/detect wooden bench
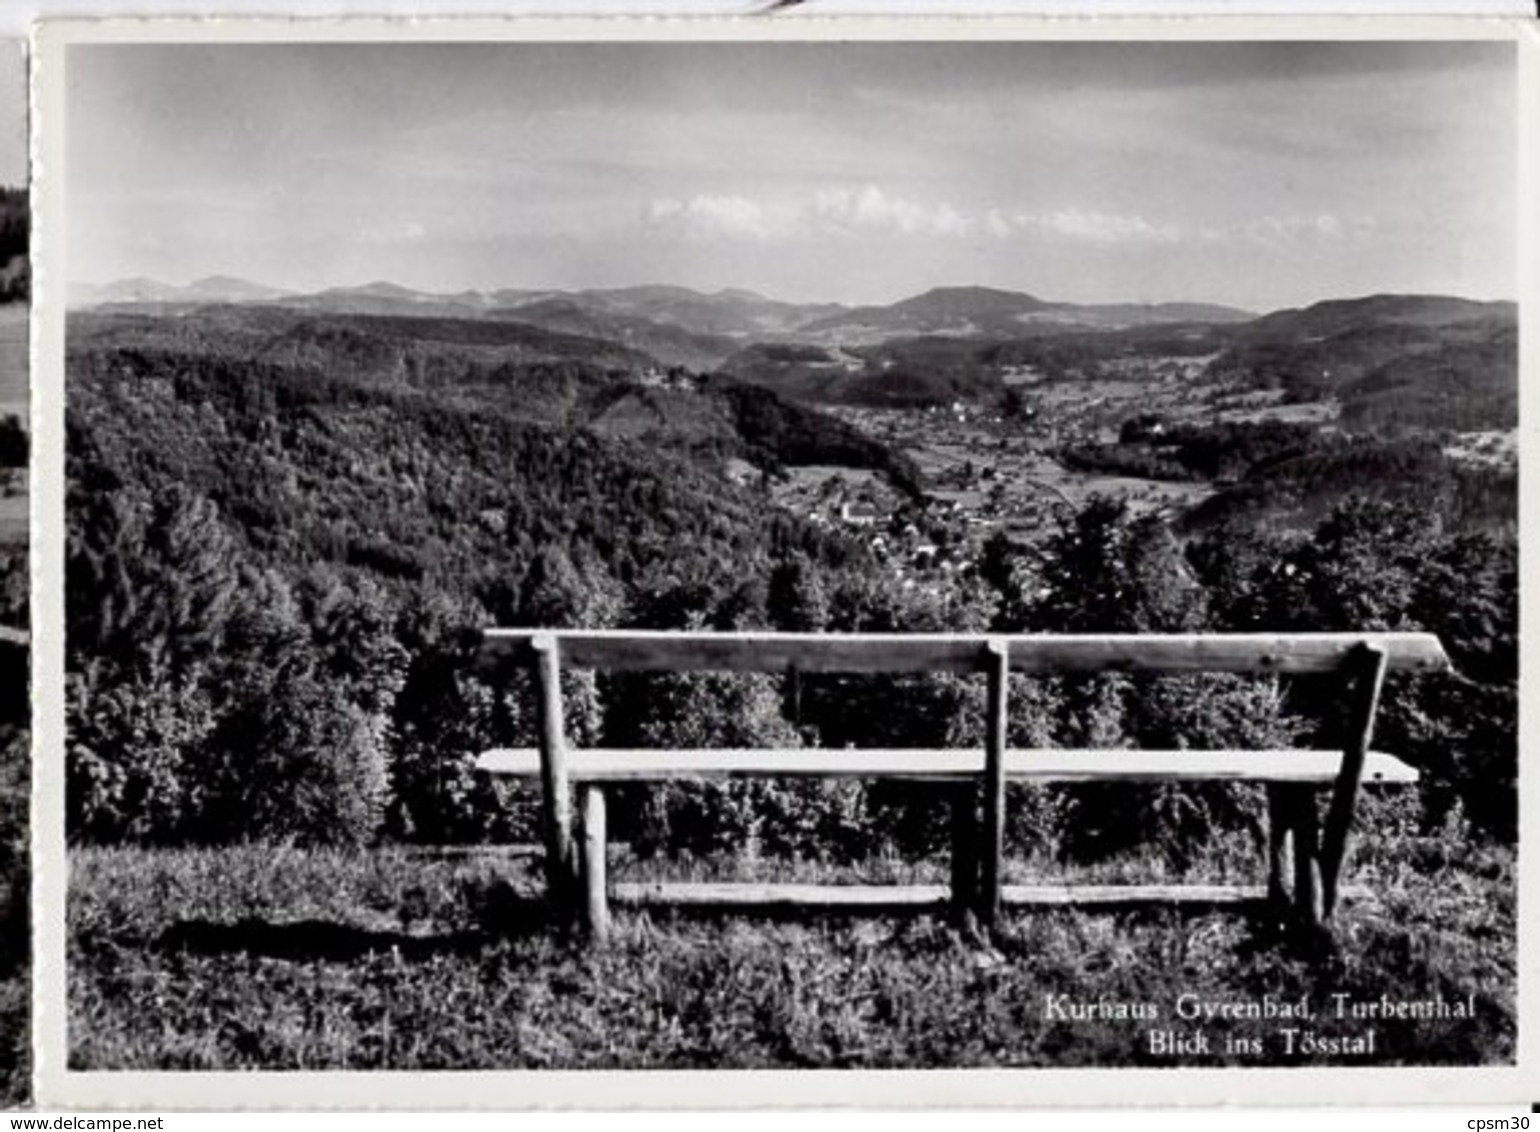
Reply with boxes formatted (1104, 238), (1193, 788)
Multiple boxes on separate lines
(476, 630), (1448, 944)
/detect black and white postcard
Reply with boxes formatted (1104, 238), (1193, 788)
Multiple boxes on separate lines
(29, 17), (1538, 1107)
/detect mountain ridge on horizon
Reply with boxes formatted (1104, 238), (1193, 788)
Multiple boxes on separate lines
(67, 275), (1517, 373)
(70, 275), (1263, 315)
(67, 278), (1517, 464)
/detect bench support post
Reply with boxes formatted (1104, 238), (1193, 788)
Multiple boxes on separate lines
(978, 639), (1010, 930)
(1288, 785), (1322, 929)
(1265, 786), (1290, 908)
(531, 633), (578, 915)
(1266, 783), (1321, 929)
(580, 784), (610, 944)
(949, 784), (978, 927)
(1319, 644), (1388, 919)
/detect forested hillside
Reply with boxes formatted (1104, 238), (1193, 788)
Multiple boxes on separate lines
(66, 322), (889, 845)
(1061, 424), (1516, 536)
(1339, 324), (1518, 433)
(1209, 298), (1515, 407)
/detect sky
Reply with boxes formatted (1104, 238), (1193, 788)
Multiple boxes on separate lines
(66, 39), (1517, 311)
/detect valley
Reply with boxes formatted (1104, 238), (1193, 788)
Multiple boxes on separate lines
(741, 295), (1514, 588)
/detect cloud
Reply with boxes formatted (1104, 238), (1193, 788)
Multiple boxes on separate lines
(993, 207), (1375, 248)
(357, 218), (428, 244)
(987, 208), (1183, 245)
(643, 194), (778, 241)
(813, 185), (972, 238)
(642, 186), (1375, 254)
(1239, 212), (1375, 245)
(644, 184), (973, 242)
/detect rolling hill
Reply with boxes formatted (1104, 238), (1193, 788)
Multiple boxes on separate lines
(70, 279), (847, 362)
(70, 277), (1252, 350)
(1209, 294), (1517, 406)
(1231, 293), (1514, 343)
(799, 286), (1251, 344)
(68, 306), (920, 494)
(486, 298), (740, 370)
(1339, 324), (1518, 433)
(71, 275), (293, 307)
(69, 280), (1515, 427)
(68, 305), (659, 384)
(556, 285), (845, 339)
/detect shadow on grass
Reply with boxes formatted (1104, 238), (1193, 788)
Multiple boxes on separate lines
(613, 892), (1351, 978)
(155, 918), (493, 962)
(1239, 919), (1339, 962)
(152, 891), (569, 963)
(141, 880), (1346, 967)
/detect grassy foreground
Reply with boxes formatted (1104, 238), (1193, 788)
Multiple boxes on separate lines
(69, 826), (1514, 1070)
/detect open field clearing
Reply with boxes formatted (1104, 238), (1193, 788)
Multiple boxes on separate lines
(1445, 431), (1518, 470)
(1209, 398), (1339, 427)
(824, 386), (1323, 529)
(70, 817), (1514, 1070)
(769, 465), (891, 514)
(894, 432), (1213, 521)
(1018, 457), (1213, 515)
(1026, 377), (1339, 435)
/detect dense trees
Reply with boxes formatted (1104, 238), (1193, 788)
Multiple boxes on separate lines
(0, 187), (25, 304)
(1338, 325), (1517, 434)
(63, 310), (1518, 865)
(711, 378), (923, 496)
(1187, 498), (1517, 841)
(1063, 421), (1516, 541)
(65, 333), (866, 846)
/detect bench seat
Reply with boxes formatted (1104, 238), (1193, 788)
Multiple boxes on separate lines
(476, 747), (1418, 785)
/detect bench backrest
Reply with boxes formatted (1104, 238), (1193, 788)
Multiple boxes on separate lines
(481, 629), (1451, 676)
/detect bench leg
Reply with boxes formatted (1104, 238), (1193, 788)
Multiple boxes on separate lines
(580, 784), (609, 945)
(1288, 785), (1323, 930)
(1265, 785), (1290, 910)
(1266, 784), (1321, 930)
(531, 635), (578, 915)
(978, 639), (1010, 931)
(1320, 644), (1389, 920)
(950, 783), (979, 928)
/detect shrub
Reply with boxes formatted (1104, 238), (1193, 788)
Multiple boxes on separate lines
(201, 669), (390, 847)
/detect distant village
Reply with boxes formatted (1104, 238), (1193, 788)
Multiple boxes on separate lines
(759, 363), (1272, 593)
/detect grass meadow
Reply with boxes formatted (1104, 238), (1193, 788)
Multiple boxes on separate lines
(69, 809), (1514, 1071)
